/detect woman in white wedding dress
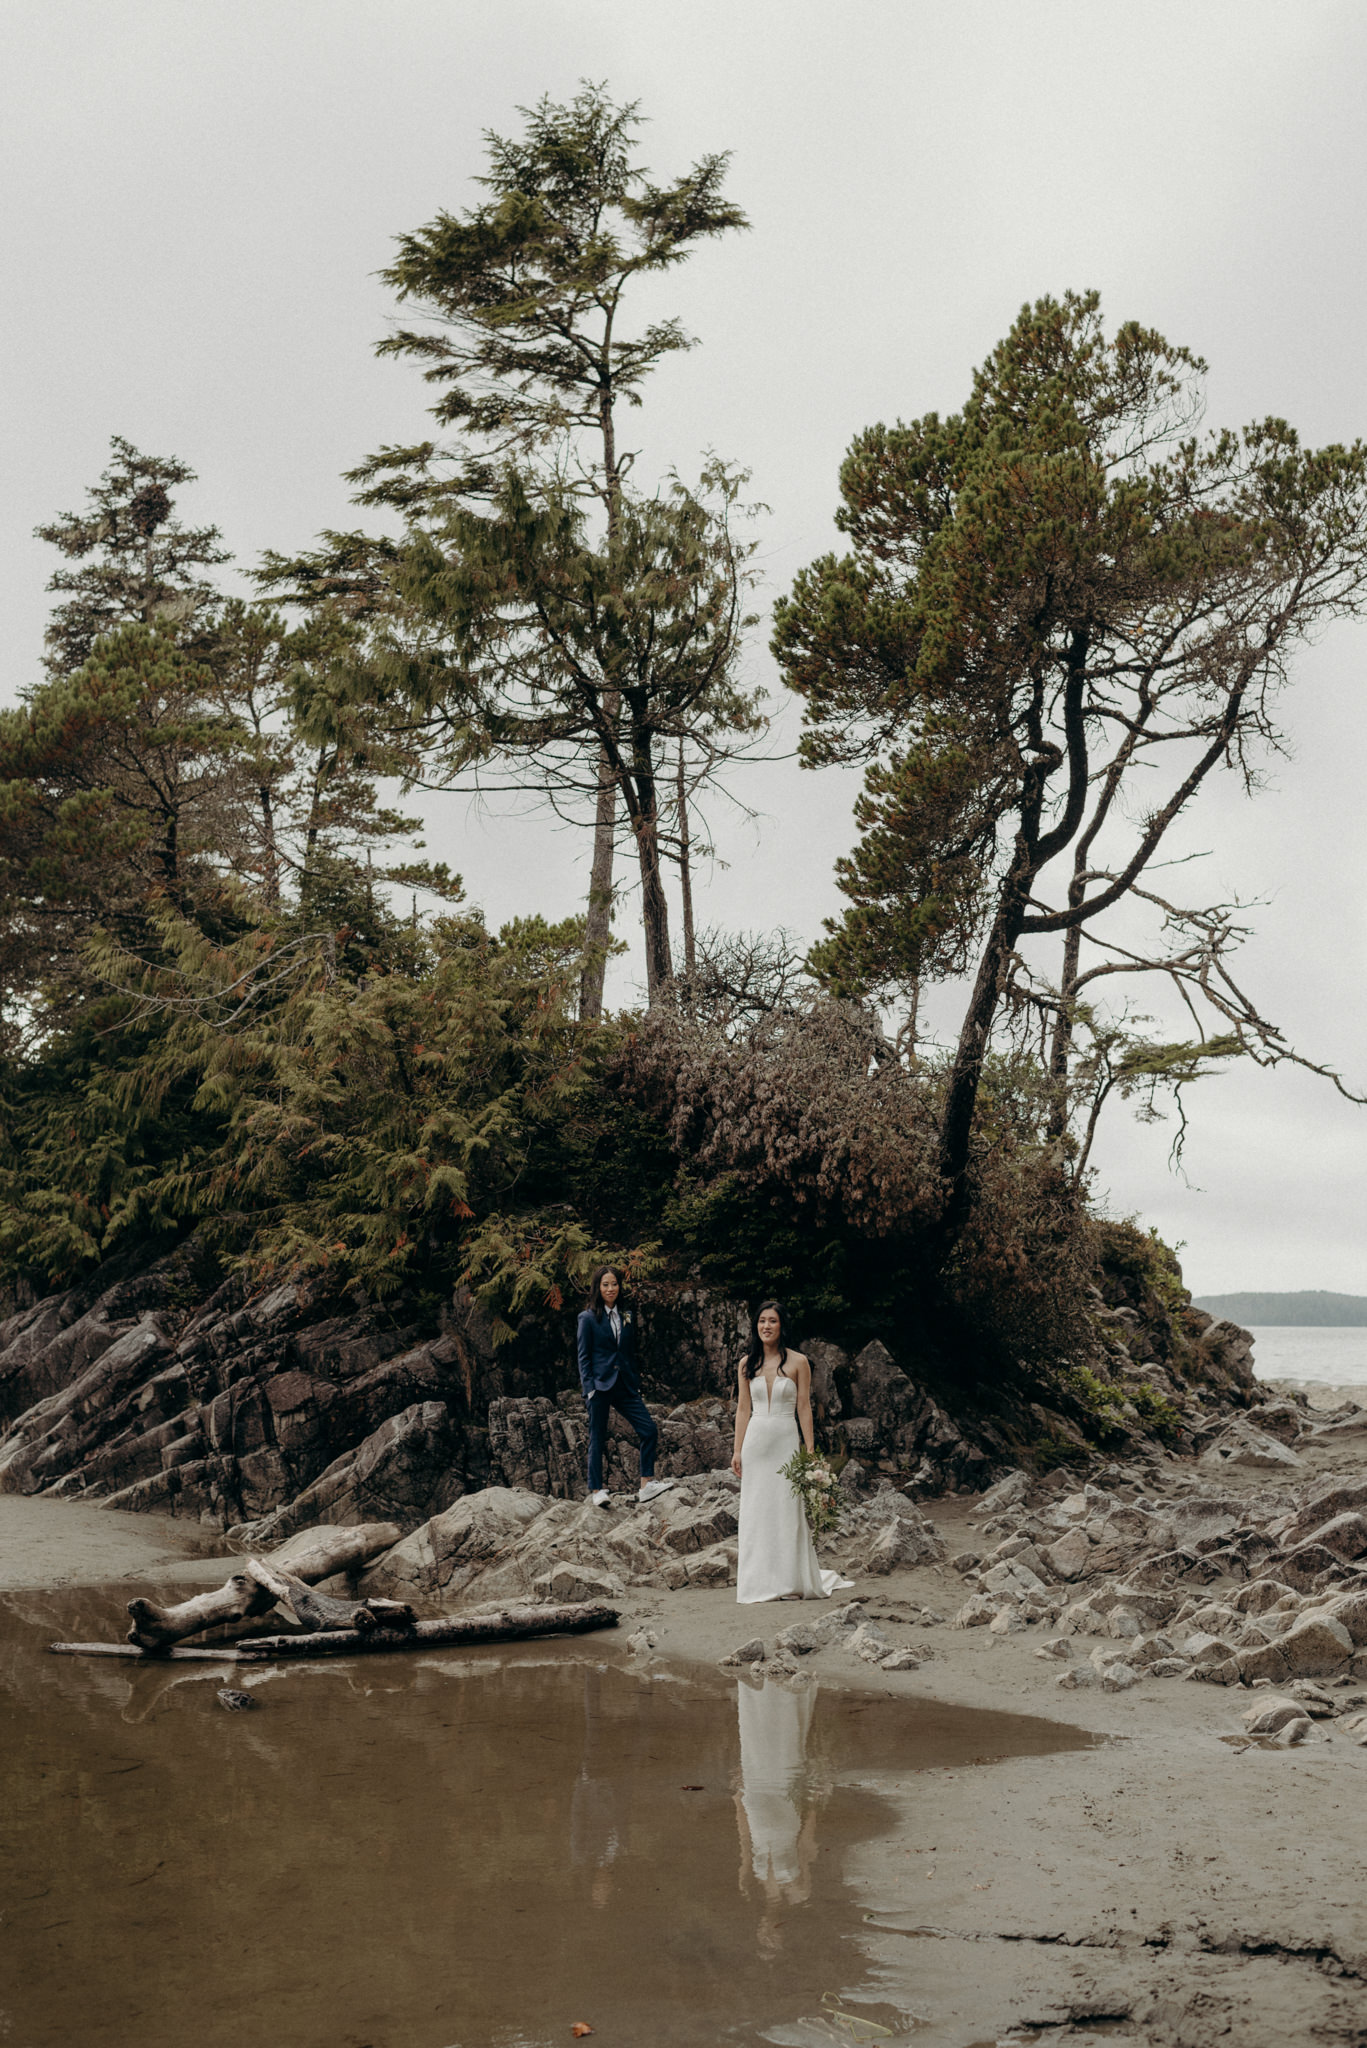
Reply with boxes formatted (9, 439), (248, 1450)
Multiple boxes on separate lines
(732, 1300), (854, 1604)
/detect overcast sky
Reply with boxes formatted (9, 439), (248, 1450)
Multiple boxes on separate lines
(3, 0), (1365, 1296)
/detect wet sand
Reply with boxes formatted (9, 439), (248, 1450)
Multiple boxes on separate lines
(4, 1490), (1367, 2044)
(0, 1492), (236, 1591)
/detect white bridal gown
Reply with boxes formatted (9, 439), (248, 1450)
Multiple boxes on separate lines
(736, 1371), (854, 1604)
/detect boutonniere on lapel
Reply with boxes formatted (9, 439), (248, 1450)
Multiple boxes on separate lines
(622, 1311), (633, 1327)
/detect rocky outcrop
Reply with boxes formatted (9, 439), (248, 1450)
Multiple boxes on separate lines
(0, 1223), (1260, 1540)
(0, 1234), (1020, 1535)
(940, 1402), (1367, 1695)
(0, 1251), (490, 1531)
(356, 1469), (945, 1609)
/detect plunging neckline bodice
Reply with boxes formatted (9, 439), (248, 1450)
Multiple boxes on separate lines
(758, 1365), (791, 1412)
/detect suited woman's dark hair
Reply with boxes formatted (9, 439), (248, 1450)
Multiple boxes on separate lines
(743, 1298), (789, 1378)
(585, 1265), (625, 1320)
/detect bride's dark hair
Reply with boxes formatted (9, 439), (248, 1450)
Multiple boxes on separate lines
(743, 1299), (789, 1379)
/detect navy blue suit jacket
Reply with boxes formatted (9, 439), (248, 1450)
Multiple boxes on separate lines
(576, 1307), (639, 1400)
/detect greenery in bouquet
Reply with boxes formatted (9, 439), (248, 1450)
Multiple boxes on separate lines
(780, 1445), (844, 1539)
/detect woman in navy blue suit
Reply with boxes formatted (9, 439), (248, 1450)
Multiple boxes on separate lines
(577, 1266), (674, 1509)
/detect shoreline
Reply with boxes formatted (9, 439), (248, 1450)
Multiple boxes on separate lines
(7, 1477), (1367, 2043)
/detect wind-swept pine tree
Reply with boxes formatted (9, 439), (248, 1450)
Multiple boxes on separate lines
(267, 84), (752, 1015)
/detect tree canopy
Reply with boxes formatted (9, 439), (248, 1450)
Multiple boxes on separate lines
(266, 83), (756, 1016)
(774, 290), (1367, 1233)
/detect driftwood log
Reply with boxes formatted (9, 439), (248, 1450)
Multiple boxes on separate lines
(125, 1571), (275, 1650)
(53, 1601), (620, 1662)
(241, 1557), (416, 1635)
(125, 1522), (403, 1650)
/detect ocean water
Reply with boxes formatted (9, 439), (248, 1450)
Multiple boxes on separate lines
(1250, 1324), (1367, 1390)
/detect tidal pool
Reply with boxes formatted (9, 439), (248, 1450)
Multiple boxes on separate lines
(1, 1584), (1094, 2047)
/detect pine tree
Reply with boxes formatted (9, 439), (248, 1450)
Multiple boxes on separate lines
(775, 292), (1367, 1240)
(270, 84), (751, 1015)
(35, 438), (229, 681)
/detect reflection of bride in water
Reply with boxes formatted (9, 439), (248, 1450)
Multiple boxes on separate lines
(734, 1676), (822, 1957)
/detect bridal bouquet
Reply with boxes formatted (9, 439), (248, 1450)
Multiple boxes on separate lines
(780, 1445), (843, 1538)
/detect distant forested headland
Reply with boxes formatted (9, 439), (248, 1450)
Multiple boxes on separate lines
(1194, 1292), (1367, 1327)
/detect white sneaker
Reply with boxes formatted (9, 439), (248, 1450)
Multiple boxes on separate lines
(591, 1488), (612, 1510)
(638, 1479), (675, 1504)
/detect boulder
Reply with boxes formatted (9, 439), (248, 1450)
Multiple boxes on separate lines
(1004, 1540), (1053, 1581)
(1241, 1696), (1305, 1735)
(361, 1485), (549, 1601)
(727, 1636), (765, 1665)
(848, 1621), (891, 1663)
(532, 1562), (624, 1604)
(1044, 1527), (1093, 1581)
(878, 1648), (921, 1672)
(1108, 1583), (1179, 1626)
(1277, 1613), (1354, 1676)
(774, 1620), (825, 1657)
(1128, 1632), (1176, 1667)
(1229, 1578), (1300, 1617)
(976, 1469), (1031, 1513)
(1105, 1607), (1142, 1640)
(857, 1503), (944, 1575)
(683, 1542), (736, 1588)
(1100, 1660), (1142, 1692)
(1324, 1588), (1367, 1645)
(952, 1595), (999, 1629)
(1293, 1511), (1367, 1562)
(1278, 1477), (1367, 1549)
(1272, 1543), (1360, 1594)
(1238, 1613), (1353, 1683)
(1241, 1402), (1305, 1445)
(1184, 1630), (1239, 1668)
(1127, 1547), (1222, 1588)
(1203, 1422), (1302, 1472)
(980, 1559), (1049, 1604)
(660, 1491), (740, 1555)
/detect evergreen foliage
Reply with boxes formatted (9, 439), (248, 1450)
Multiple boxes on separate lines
(774, 291), (1367, 1229)
(34, 439), (228, 680)
(261, 85), (758, 1010)
(10, 148), (1356, 1403)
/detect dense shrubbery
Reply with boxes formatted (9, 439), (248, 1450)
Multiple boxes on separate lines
(618, 999), (1096, 1366)
(0, 890), (1103, 1378)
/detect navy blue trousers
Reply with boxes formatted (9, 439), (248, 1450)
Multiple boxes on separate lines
(586, 1379), (659, 1491)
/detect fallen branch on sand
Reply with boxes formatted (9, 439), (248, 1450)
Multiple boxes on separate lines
(123, 1522), (403, 1649)
(51, 1602), (621, 1662)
